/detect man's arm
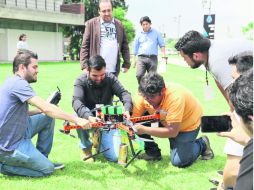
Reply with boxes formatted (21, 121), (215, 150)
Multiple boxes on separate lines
(27, 96), (90, 128)
(111, 75), (132, 112)
(72, 76), (93, 119)
(120, 27), (131, 70)
(214, 79), (234, 111)
(135, 122), (181, 138)
(80, 21), (91, 71)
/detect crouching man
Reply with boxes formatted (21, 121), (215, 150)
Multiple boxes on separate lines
(0, 50), (91, 177)
(132, 73), (214, 167)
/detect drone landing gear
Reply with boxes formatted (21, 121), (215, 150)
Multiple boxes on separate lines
(124, 136), (142, 168)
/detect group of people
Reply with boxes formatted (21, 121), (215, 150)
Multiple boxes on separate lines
(0, 1), (252, 190)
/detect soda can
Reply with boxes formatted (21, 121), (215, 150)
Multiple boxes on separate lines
(118, 143), (128, 165)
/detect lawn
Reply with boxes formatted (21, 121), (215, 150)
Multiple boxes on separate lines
(0, 59), (229, 190)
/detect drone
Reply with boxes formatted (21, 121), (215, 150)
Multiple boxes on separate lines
(60, 104), (160, 168)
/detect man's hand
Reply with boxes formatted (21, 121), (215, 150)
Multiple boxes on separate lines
(123, 111), (130, 120)
(88, 116), (100, 123)
(83, 68), (88, 74)
(217, 112), (251, 146)
(121, 68), (129, 73)
(75, 117), (91, 130)
(132, 55), (136, 68)
(133, 124), (146, 135)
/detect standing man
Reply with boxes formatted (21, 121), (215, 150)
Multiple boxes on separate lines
(0, 50), (90, 177)
(73, 55), (132, 162)
(219, 69), (253, 190)
(132, 16), (166, 83)
(215, 51), (252, 190)
(132, 73), (214, 168)
(80, 0), (130, 76)
(175, 30), (252, 187)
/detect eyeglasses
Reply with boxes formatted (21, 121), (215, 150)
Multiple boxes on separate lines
(142, 93), (161, 100)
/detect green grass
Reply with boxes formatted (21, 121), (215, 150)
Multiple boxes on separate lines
(0, 60), (229, 190)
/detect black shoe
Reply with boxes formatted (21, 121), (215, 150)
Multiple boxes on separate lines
(217, 170), (223, 176)
(137, 153), (161, 161)
(209, 178), (219, 186)
(210, 188), (217, 190)
(201, 136), (214, 160)
(53, 163), (65, 170)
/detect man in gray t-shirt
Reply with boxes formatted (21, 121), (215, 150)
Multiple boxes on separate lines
(175, 30), (252, 189)
(0, 50), (91, 177)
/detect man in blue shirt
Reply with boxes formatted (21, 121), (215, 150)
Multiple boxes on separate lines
(132, 16), (166, 83)
(0, 50), (90, 177)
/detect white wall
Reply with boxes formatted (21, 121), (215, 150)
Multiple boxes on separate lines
(0, 29), (8, 60)
(4, 29), (63, 62)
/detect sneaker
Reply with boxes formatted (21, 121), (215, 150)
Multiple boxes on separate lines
(53, 163), (65, 170)
(137, 153), (162, 161)
(201, 135), (214, 160)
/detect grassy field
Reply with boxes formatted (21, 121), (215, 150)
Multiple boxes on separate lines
(0, 60), (230, 190)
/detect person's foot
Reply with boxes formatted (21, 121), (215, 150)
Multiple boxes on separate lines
(209, 178), (219, 186)
(80, 149), (94, 162)
(137, 153), (162, 161)
(217, 170), (223, 176)
(53, 163), (65, 170)
(200, 135), (214, 160)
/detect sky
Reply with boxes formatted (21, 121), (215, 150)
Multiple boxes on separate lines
(125, 0), (253, 39)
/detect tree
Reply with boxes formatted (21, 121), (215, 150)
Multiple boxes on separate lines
(242, 22), (253, 41)
(113, 7), (135, 43)
(62, 0), (134, 60)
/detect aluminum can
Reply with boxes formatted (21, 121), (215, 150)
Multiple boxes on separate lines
(118, 143), (128, 165)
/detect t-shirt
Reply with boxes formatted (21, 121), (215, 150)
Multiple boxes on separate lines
(17, 41), (29, 50)
(235, 138), (253, 190)
(100, 19), (118, 73)
(208, 39), (253, 90)
(132, 83), (203, 132)
(0, 75), (36, 153)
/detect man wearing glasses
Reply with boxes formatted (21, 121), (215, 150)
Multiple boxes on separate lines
(80, 0), (130, 77)
(132, 73), (214, 167)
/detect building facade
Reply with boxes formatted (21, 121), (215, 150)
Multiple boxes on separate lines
(0, 0), (84, 61)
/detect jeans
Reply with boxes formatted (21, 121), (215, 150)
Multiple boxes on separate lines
(169, 127), (206, 167)
(142, 127), (206, 168)
(76, 128), (121, 162)
(0, 114), (55, 177)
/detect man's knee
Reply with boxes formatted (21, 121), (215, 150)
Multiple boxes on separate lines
(170, 155), (193, 168)
(41, 162), (54, 176)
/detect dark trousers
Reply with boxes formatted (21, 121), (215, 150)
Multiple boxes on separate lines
(140, 124), (206, 168)
(136, 55), (158, 83)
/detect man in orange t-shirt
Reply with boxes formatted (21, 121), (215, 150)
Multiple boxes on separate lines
(132, 73), (214, 167)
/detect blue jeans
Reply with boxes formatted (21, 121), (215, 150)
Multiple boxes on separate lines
(0, 114), (55, 177)
(76, 128), (121, 162)
(169, 127), (206, 167)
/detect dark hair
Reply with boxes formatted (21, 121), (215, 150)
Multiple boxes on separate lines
(88, 55), (106, 71)
(139, 72), (165, 96)
(99, 0), (113, 9)
(19, 34), (26, 41)
(229, 68), (253, 125)
(175, 30), (211, 57)
(140, 16), (151, 25)
(13, 50), (38, 73)
(228, 51), (253, 74)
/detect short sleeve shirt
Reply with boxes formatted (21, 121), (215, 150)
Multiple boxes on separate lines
(132, 83), (203, 132)
(0, 75), (36, 153)
(208, 39), (253, 90)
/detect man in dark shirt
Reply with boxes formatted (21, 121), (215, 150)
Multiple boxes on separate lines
(72, 55), (132, 162)
(219, 69), (253, 190)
